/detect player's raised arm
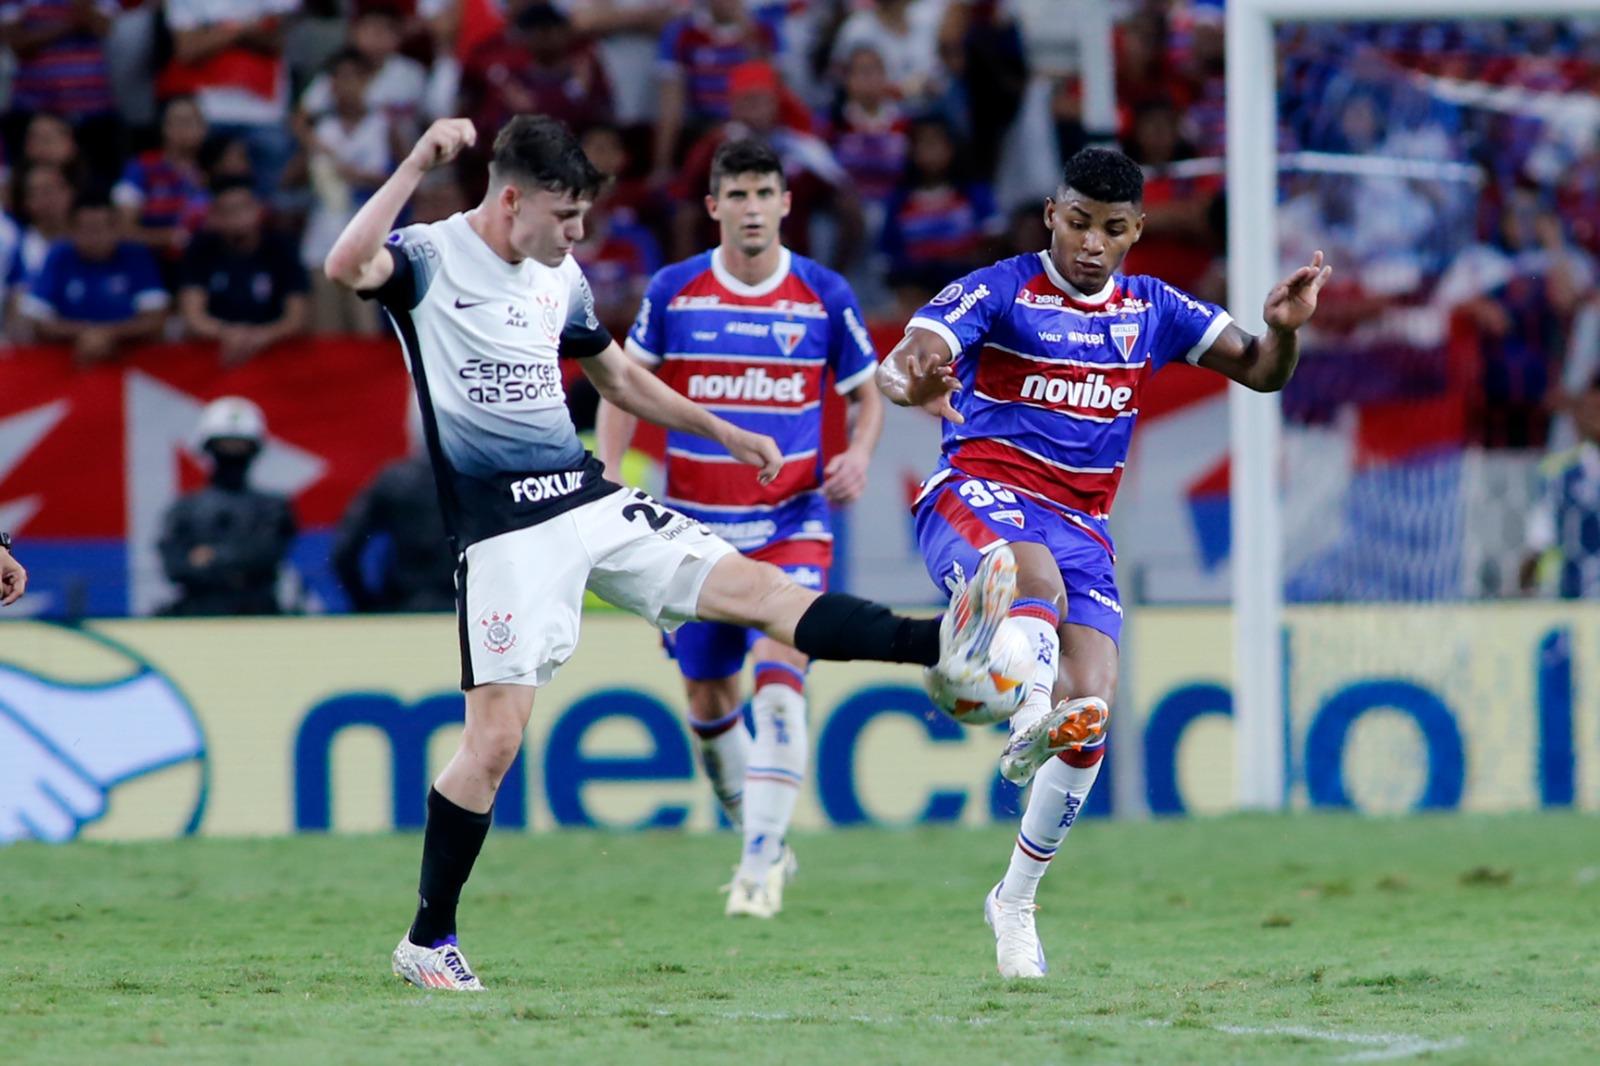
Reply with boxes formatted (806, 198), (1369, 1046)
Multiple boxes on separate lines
(324, 118), (477, 292)
(1195, 250), (1333, 393)
(877, 326), (964, 423)
(582, 339), (783, 483)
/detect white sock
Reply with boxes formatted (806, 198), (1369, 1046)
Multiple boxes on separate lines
(998, 750), (1103, 905)
(737, 664), (808, 881)
(1007, 599), (1060, 731)
(690, 706), (748, 826)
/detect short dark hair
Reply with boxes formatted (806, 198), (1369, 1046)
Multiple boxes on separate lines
(1059, 147), (1144, 205)
(491, 115), (604, 199)
(72, 187), (114, 214)
(327, 47), (374, 76)
(709, 137), (785, 195)
(210, 175), (257, 200)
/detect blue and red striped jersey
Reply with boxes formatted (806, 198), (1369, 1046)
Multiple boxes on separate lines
(908, 251), (1233, 554)
(627, 247), (878, 561)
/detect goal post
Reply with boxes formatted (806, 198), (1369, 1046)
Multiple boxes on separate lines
(1225, 0), (1598, 810)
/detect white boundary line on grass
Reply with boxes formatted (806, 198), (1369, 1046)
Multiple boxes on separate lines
(1148, 1020), (1466, 1062)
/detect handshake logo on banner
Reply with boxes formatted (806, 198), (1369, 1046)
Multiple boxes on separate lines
(0, 654), (205, 844)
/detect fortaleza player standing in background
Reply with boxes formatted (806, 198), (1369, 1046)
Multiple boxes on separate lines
(880, 147), (1332, 979)
(596, 138), (883, 920)
(324, 115), (1017, 991)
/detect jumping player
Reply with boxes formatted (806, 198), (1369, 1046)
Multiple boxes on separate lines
(324, 115), (1014, 991)
(878, 147), (1332, 978)
(596, 138), (882, 920)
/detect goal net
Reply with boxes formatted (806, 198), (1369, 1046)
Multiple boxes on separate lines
(1263, 11), (1599, 812)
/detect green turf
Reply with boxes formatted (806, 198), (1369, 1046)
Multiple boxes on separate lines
(5, 814), (1599, 1065)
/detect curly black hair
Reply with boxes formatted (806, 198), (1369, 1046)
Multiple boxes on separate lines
(491, 115), (605, 199)
(1059, 147), (1144, 205)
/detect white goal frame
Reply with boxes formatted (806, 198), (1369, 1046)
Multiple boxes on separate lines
(1225, 0), (1595, 809)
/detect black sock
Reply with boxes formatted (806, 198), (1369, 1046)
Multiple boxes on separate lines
(408, 787), (493, 947)
(793, 593), (941, 666)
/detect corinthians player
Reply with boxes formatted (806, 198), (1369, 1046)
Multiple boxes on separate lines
(325, 115), (1017, 991)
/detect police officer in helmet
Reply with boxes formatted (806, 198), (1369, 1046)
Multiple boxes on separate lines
(156, 397), (297, 615)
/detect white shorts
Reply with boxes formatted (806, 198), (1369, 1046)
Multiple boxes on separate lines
(458, 488), (736, 688)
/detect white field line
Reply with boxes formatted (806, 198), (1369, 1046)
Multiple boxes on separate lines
(1148, 1020), (1467, 1062)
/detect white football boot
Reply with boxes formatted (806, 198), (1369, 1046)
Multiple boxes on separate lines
(984, 883), (1048, 979)
(999, 696), (1110, 786)
(724, 844), (798, 919)
(927, 545), (1019, 697)
(392, 936), (485, 991)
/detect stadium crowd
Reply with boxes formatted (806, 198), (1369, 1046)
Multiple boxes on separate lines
(1, 0), (1597, 610)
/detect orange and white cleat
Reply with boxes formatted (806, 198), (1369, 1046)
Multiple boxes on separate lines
(928, 546), (1019, 698)
(392, 935), (485, 991)
(999, 696), (1109, 785)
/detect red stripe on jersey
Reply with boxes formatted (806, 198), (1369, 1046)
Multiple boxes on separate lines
(932, 486), (1005, 550)
(1016, 275), (1122, 313)
(749, 538), (833, 568)
(659, 358), (825, 409)
(973, 345), (1144, 419)
(667, 453), (820, 507)
(950, 439), (1124, 518)
(670, 269), (826, 316)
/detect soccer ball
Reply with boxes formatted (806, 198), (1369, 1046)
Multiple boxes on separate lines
(924, 617), (1035, 725)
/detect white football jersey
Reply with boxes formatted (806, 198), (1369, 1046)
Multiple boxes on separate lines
(364, 211), (617, 548)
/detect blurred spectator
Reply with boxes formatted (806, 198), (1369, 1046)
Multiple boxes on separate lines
(652, 0), (781, 177)
(460, 2), (612, 153)
(0, 0), (120, 167)
(1460, 190), (1595, 448)
(17, 189), (168, 364)
(1118, 97), (1220, 294)
(20, 112), (81, 174)
(199, 133), (257, 186)
(159, 0), (300, 196)
(113, 95), (211, 265)
(942, 0), (1029, 176)
(158, 396), (296, 616)
(177, 178), (309, 363)
(2, 163), (75, 333)
(830, 0), (948, 107)
(827, 43), (909, 215)
(298, 4), (427, 132)
(563, 0), (681, 130)
(575, 194), (661, 340)
(1050, 76), (1091, 166)
(881, 114), (997, 311)
(1523, 381), (1600, 598)
(410, 165), (470, 224)
(331, 405), (453, 612)
(299, 48), (400, 334)
(672, 60), (859, 265)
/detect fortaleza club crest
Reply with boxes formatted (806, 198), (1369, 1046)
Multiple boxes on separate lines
(772, 320), (807, 356)
(1110, 321), (1140, 360)
(482, 612), (517, 654)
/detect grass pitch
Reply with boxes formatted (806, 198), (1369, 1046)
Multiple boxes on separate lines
(5, 813), (1598, 1065)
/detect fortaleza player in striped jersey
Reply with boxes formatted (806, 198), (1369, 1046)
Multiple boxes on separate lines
(597, 138), (883, 920)
(325, 116), (1018, 992)
(879, 147), (1333, 979)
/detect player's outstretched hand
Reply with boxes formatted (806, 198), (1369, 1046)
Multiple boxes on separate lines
(822, 447), (870, 505)
(905, 351), (964, 424)
(1264, 250), (1333, 332)
(407, 118), (477, 173)
(0, 548), (25, 606)
(725, 427), (783, 485)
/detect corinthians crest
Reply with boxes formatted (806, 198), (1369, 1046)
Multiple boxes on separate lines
(482, 612), (517, 654)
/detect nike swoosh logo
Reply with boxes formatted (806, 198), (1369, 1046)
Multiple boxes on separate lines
(454, 298), (490, 309)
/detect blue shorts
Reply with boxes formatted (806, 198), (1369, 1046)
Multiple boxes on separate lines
(914, 476), (1124, 644)
(665, 561), (829, 681)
